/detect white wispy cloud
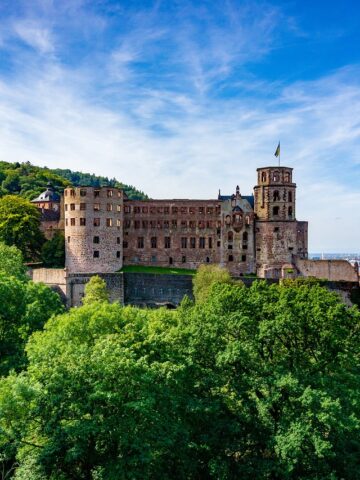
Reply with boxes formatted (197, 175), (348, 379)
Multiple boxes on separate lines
(13, 20), (54, 54)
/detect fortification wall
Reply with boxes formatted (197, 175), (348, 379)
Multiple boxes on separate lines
(123, 272), (193, 307)
(295, 259), (359, 283)
(29, 268), (67, 301)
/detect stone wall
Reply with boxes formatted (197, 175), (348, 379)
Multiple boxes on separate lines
(29, 268), (67, 301)
(66, 272), (124, 307)
(123, 272), (193, 307)
(295, 259), (359, 283)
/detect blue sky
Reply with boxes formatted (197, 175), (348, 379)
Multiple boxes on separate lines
(0, 0), (359, 251)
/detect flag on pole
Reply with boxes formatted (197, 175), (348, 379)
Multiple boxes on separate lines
(274, 142), (280, 157)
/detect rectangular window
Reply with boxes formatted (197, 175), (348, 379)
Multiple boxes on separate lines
(94, 218), (100, 227)
(199, 207), (204, 214)
(70, 203), (75, 211)
(134, 220), (140, 229)
(181, 206), (187, 214)
(181, 237), (187, 248)
(116, 219), (121, 227)
(70, 189), (75, 197)
(70, 218), (75, 226)
(94, 189), (100, 197)
(199, 237), (205, 248)
(190, 237), (196, 248)
(164, 206), (170, 214)
(208, 237), (213, 248)
(117, 191), (121, 198)
(124, 220), (131, 228)
(134, 206), (141, 214)
(207, 207), (214, 214)
(217, 240), (221, 247)
(273, 206), (280, 215)
(65, 204), (68, 211)
(172, 220), (177, 229)
(206, 221), (213, 228)
(123, 241), (128, 248)
(228, 255), (233, 262)
(274, 227), (279, 232)
(242, 244), (248, 250)
(94, 203), (100, 211)
(116, 251), (121, 258)
(164, 237), (171, 248)
(117, 205), (121, 212)
(67, 236), (70, 243)
(150, 220), (156, 229)
(80, 218), (86, 226)
(242, 255), (247, 262)
(150, 207), (156, 214)
(117, 237), (120, 244)
(189, 207), (195, 214)
(189, 221), (196, 229)
(107, 189), (113, 197)
(80, 189), (87, 197)
(124, 205), (130, 213)
(164, 220), (169, 229)
(151, 237), (157, 248)
(107, 203), (113, 211)
(106, 218), (113, 227)
(142, 206), (148, 213)
(142, 220), (148, 229)
(182, 255), (186, 263)
(157, 207), (163, 214)
(151, 255), (157, 263)
(93, 236), (100, 244)
(198, 221), (205, 229)
(181, 220), (187, 229)
(80, 203), (86, 210)
(65, 218), (68, 226)
(93, 250), (100, 258)
(172, 206), (178, 214)
(137, 237), (144, 248)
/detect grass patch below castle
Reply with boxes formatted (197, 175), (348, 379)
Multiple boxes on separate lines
(120, 265), (196, 275)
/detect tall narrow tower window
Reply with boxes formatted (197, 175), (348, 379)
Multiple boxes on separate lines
(288, 206), (293, 218)
(273, 190), (280, 201)
(288, 191), (293, 202)
(273, 206), (280, 216)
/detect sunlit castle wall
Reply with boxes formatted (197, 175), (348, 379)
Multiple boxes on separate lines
(64, 186), (124, 273)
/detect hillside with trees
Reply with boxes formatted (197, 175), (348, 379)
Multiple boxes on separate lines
(0, 161), (148, 201)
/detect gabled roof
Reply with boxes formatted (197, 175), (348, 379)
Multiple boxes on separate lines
(218, 194), (254, 208)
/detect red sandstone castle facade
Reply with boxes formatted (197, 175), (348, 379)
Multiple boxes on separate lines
(33, 166), (312, 279)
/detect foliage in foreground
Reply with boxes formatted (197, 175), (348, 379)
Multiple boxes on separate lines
(1, 279), (360, 479)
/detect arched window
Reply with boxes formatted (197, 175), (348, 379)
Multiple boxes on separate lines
(273, 172), (279, 182)
(261, 172), (266, 182)
(273, 190), (280, 201)
(228, 231), (233, 242)
(284, 172), (290, 182)
(225, 215), (231, 225)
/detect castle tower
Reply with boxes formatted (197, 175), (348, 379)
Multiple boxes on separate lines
(254, 166), (307, 278)
(254, 167), (295, 221)
(64, 186), (124, 273)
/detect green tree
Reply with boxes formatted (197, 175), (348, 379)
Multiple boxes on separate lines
(193, 264), (232, 303)
(82, 275), (110, 305)
(0, 195), (44, 260)
(0, 242), (27, 280)
(1, 281), (360, 479)
(41, 232), (65, 268)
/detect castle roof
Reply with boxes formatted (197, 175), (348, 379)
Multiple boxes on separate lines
(31, 182), (60, 203)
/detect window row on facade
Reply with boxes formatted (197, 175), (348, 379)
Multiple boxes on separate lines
(125, 254), (247, 264)
(67, 236), (122, 244)
(65, 203), (122, 212)
(124, 219), (221, 230)
(65, 218), (121, 227)
(65, 188), (121, 198)
(272, 206), (293, 217)
(123, 236), (214, 249)
(124, 205), (220, 215)
(272, 190), (293, 202)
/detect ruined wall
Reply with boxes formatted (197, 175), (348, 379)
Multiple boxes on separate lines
(123, 199), (222, 270)
(255, 220), (308, 276)
(295, 259), (359, 283)
(64, 186), (123, 273)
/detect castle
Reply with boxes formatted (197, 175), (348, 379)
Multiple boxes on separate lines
(31, 165), (359, 305)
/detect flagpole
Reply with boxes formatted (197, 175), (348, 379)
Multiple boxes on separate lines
(279, 141), (280, 167)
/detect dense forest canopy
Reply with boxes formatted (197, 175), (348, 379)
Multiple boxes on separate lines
(0, 160), (148, 201)
(0, 259), (360, 479)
